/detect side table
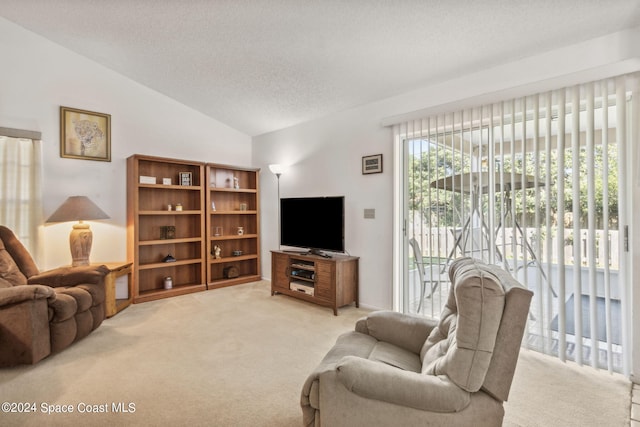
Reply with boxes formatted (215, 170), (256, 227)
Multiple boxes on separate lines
(99, 262), (133, 318)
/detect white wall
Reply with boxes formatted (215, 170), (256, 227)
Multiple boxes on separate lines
(0, 17), (252, 270)
(254, 108), (394, 310)
(253, 27), (640, 312)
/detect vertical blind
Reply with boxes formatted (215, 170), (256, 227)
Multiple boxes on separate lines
(396, 73), (637, 374)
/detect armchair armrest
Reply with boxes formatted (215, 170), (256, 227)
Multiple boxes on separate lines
(336, 356), (470, 412)
(0, 284), (54, 307)
(355, 311), (438, 354)
(0, 285), (54, 366)
(27, 265), (109, 288)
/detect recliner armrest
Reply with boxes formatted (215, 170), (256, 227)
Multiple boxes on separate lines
(356, 310), (438, 354)
(336, 356), (471, 412)
(0, 284), (54, 307)
(0, 286), (53, 366)
(27, 265), (109, 288)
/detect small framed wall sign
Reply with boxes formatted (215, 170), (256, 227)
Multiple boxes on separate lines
(60, 106), (111, 162)
(179, 172), (192, 186)
(362, 154), (383, 174)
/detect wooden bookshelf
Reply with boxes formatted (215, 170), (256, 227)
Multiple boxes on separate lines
(127, 154), (207, 303)
(127, 156), (262, 302)
(206, 163), (261, 289)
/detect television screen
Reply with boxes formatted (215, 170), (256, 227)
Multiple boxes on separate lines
(280, 196), (344, 255)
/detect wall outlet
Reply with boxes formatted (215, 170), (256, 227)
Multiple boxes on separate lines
(364, 208), (375, 219)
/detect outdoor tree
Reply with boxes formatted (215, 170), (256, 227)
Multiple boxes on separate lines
(408, 140), (619, 230)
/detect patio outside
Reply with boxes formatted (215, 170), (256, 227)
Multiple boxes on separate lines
(406, 116), (625, 373)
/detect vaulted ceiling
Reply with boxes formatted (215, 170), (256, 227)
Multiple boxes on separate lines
(1, 1), (638, 136)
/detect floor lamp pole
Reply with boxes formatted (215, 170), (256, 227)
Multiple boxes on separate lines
(276, 172), (281, 249)
(269, 164), (286, 250)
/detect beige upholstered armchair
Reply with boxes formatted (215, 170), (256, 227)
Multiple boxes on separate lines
(301, 257), (533, 426)
(0, 226), (108, 367)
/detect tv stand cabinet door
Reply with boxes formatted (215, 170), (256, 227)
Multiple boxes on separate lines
(314, 260), (334, 303)
(271, 252), (289, 294)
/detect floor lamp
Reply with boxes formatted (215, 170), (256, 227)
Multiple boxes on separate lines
(268, 164), (286, 248)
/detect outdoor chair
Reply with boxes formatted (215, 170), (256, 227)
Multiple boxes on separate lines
(409, 237), (449, 313)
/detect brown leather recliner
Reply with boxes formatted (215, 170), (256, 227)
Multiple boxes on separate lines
(0, 226), (108, 367)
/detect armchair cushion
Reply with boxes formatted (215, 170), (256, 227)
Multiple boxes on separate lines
(421, 258), (505, 392)
(420, 311), (457, 369)
(336, 355), (471, 412)
(74, 283), (106, 307)
(0, 241), (27, 287)
(368, 341), (421, 372)
(356, 310), (438, 354)
(0, 226), (39, 278)
(56, 287), (93, 312)
(48, 292), (77, 322)
(28, 265), (109, 287)
(0, 284), (54, 306)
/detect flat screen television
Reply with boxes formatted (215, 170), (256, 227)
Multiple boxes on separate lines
(280, 196), (344, 256)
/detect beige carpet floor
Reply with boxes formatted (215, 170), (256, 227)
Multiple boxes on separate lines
(0, 280), (631, 426)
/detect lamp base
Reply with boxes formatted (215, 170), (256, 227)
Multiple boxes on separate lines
(70, 223), (92, 267)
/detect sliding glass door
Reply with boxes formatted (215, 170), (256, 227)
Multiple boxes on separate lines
(395, 75), (636, 374)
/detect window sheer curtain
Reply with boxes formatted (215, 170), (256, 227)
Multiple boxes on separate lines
(0, 128), (44, 263)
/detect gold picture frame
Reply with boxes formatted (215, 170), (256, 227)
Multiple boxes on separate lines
(60, 106), (111, 162)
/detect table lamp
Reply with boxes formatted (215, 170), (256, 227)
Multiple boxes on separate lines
(46, 196), (110, 266)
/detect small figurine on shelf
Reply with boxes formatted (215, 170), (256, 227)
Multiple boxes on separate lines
(233, 176), (239, 189)
(213, 245), (222, 259)
(160, 226), (176, 240)
(163, 254), (176, 263)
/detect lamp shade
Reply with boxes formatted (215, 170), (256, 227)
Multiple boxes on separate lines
(46, 196), (110, 266)
(268, 164), (287, 176)
(46, 196), (110, 223)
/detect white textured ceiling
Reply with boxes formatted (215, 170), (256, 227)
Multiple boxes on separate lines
(1, 1), (639, 136)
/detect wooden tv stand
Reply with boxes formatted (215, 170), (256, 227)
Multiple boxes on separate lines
(271, 250), (359, 315)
